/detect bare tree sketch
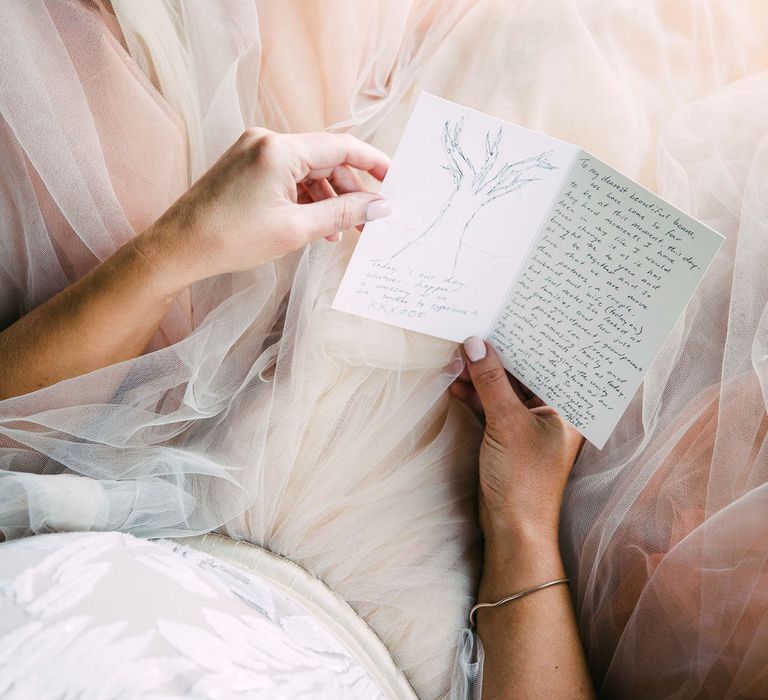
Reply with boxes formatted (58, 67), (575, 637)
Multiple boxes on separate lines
(390, 118), (558, 275)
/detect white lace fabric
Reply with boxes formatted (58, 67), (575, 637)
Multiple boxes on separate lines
(0, 532), (392, 699)
(1, 1), (768, 698)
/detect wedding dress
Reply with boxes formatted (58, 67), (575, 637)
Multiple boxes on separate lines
(1, 1), (767, 697)
(0, 531), (413, 699)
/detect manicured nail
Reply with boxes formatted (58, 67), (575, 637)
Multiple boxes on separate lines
(365, 199), (391, 221)
(464, 336), (486, 362)
(325, 232), (342, 242)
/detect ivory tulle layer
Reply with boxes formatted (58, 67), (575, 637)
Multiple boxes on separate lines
(1, 1), (767, 697)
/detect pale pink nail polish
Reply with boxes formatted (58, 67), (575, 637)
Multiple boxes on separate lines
(365, 199), (391, 221)
(464, 336), (486, 362)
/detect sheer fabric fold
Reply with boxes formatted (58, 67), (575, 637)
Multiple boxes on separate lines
(449, 629), (483, 700)
(1, 1), (767, 697)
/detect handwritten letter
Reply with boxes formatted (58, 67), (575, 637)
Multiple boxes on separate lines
(334, 94), (724, 447)
(489, 154), (722, 446)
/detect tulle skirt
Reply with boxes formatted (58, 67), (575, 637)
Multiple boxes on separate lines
(1, 1), (768, 697)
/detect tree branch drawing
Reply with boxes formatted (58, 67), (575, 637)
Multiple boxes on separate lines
(390, 118), (557, 275)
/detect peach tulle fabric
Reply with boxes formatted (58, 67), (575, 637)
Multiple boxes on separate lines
(1, 1), (767, 698)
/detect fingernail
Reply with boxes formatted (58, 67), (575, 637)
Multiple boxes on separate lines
(365, 199), (391, 222)
(325, 232), (342, 242)
(464, 336), (486, 362)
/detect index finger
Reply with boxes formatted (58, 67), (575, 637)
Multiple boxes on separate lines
(290, 132), (390, 182)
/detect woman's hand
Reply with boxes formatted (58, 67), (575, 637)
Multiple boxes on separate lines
(133, 128), (391, 287)
(451, 337), (594, 699)
(0, 128), (390, 400)
(449, 336), (584, 545)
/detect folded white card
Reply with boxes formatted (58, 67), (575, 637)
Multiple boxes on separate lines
(333, 93), (724, 448)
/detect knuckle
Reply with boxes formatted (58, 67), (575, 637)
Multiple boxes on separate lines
(257, 132), (280, 156)
(332, 199), (358, 231)
(238, 126), (266, 146)
(474, 366), (507, 389)
(246, 130), (284, 164)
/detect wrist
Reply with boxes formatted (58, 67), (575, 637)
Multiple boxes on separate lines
(480, 502), (561, 553)
(479, 524), (565, 600)
(482, 524), (561, 567)
(129, 222), (201, 295)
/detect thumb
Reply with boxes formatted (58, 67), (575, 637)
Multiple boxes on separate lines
(463, 336), (527, 425)
(295, 193), (391, 242)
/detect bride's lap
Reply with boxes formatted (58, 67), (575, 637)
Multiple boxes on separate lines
(215, 245), (484, 696)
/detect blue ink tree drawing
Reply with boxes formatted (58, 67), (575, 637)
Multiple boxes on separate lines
(390, 118), (557, 275)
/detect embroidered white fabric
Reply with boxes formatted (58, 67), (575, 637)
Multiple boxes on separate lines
(1, 2), (768, 698)
(0, 532), (393, 699)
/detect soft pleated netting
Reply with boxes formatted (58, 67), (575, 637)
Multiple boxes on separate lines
(1, 1), (767, 698)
